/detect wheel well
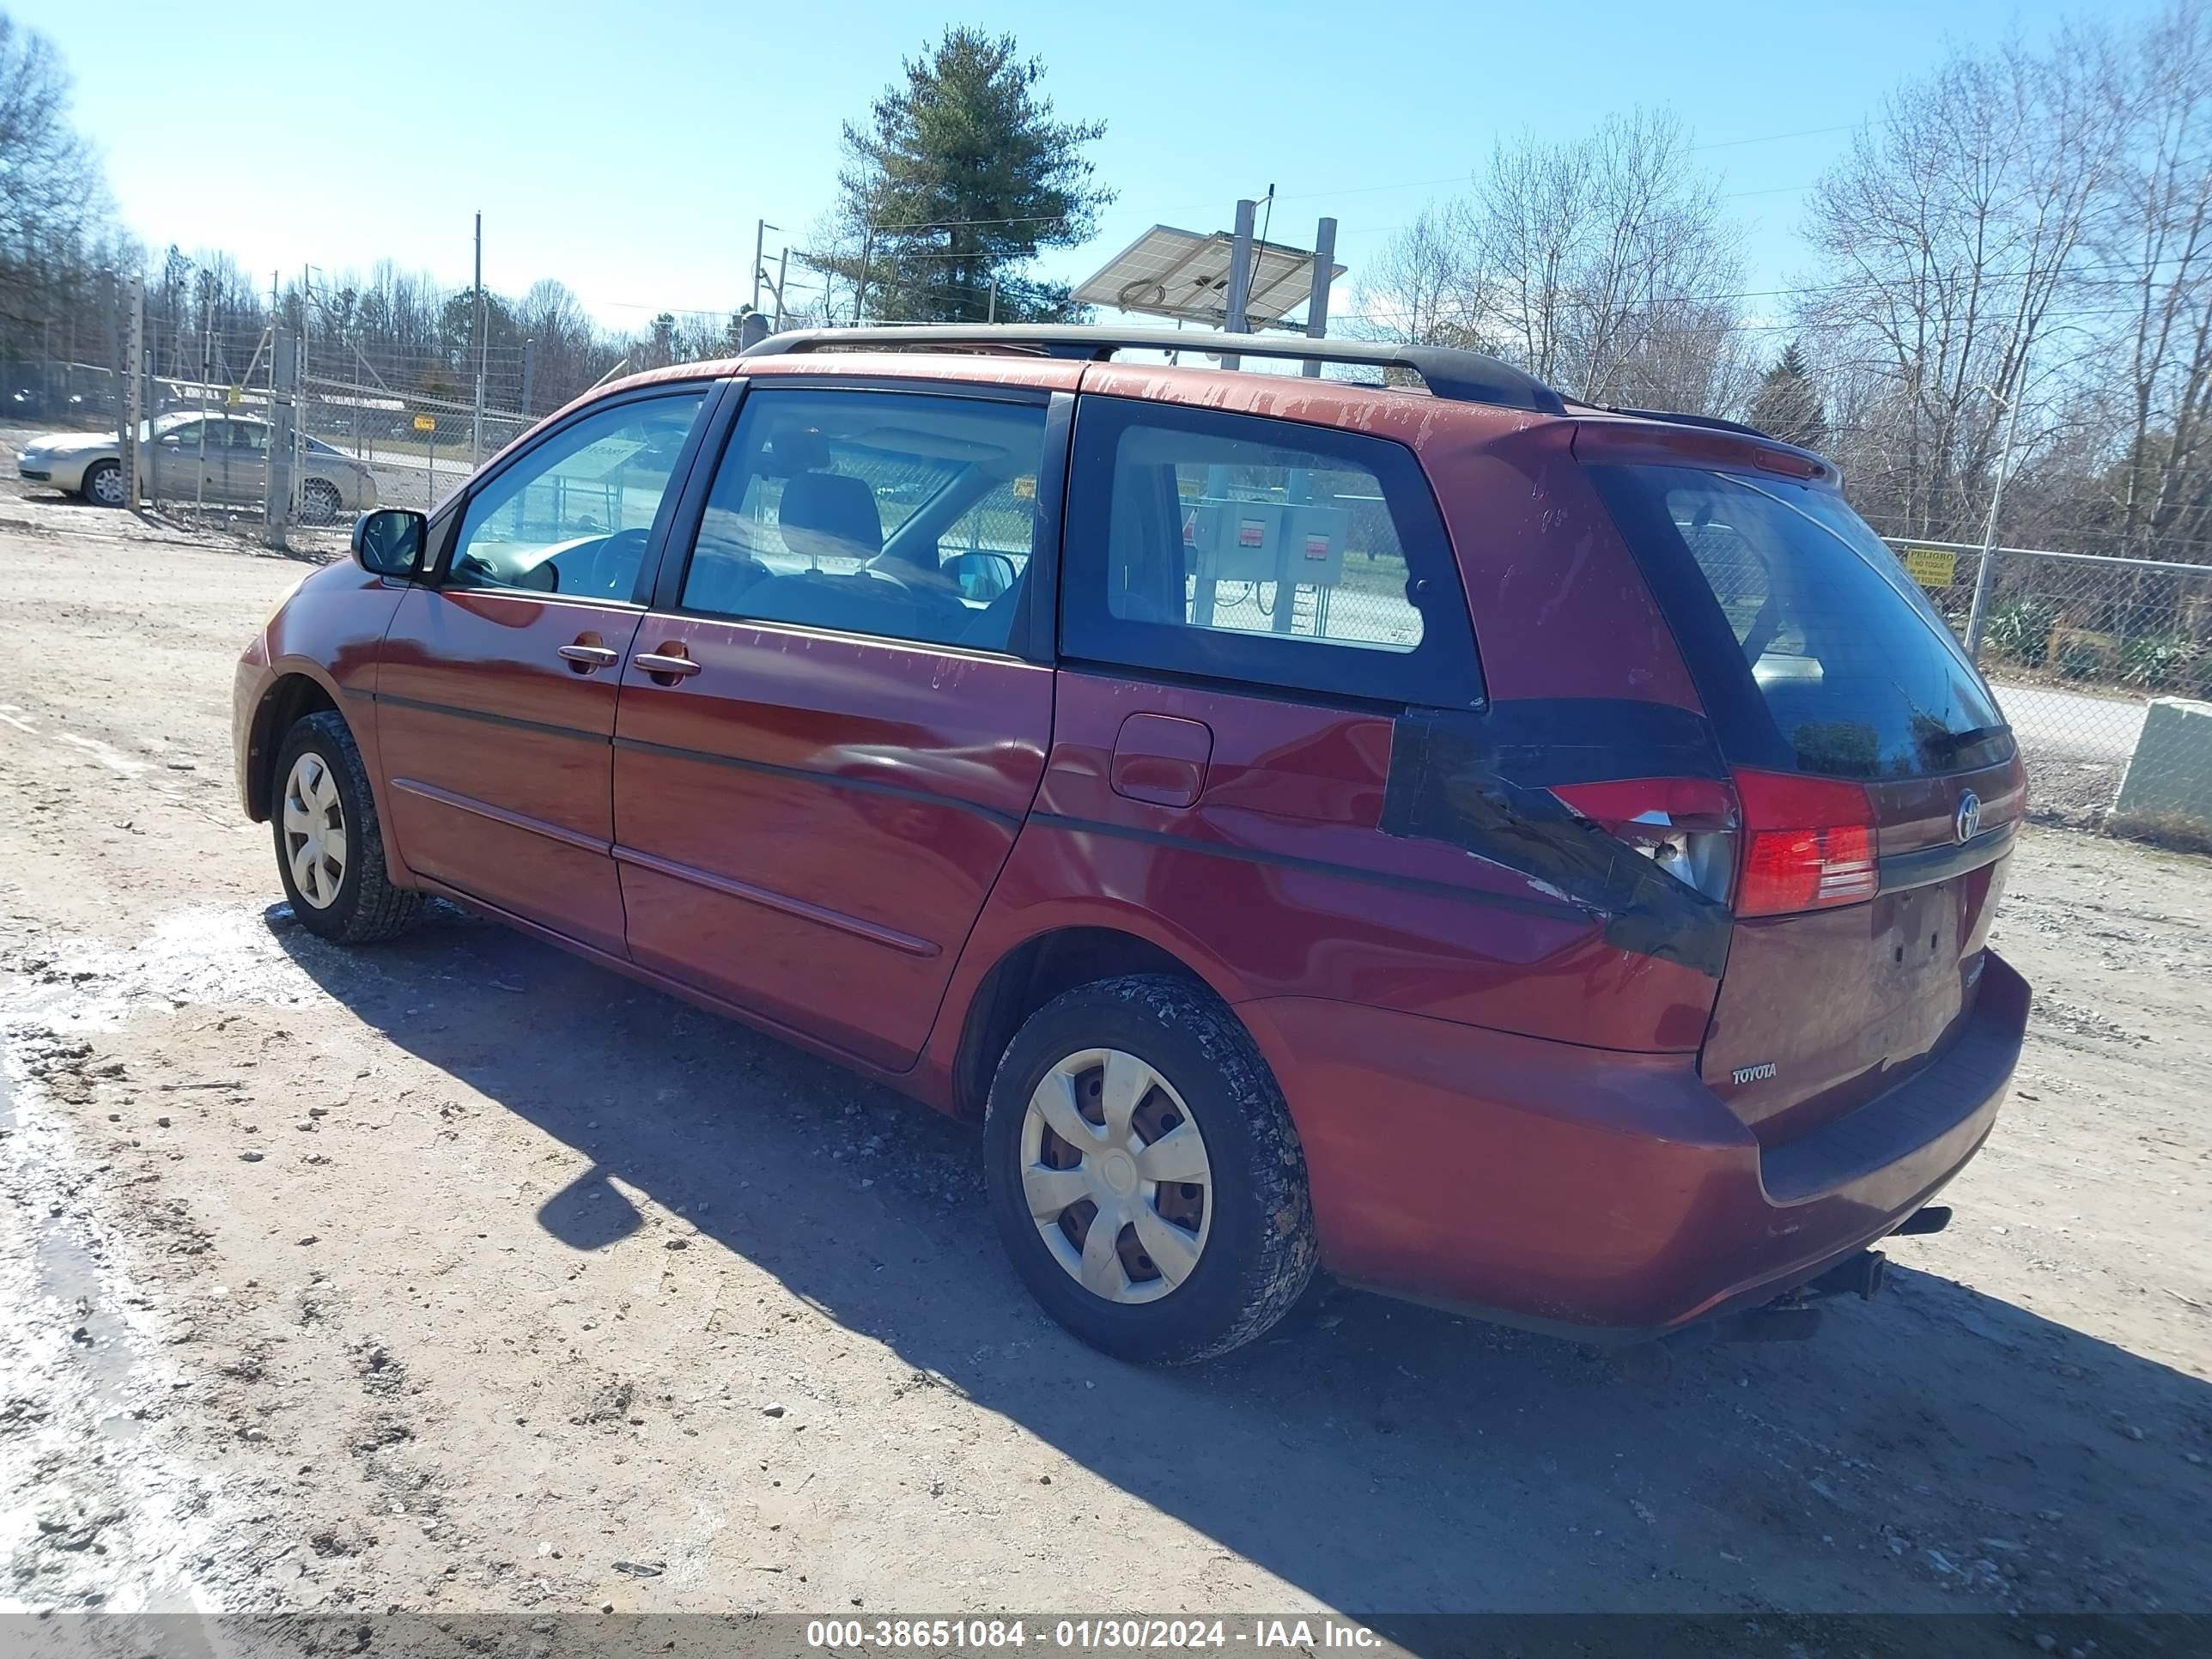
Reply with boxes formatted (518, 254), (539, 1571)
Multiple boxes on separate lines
(951, 927), (1212, 1121)
(246, 674), (339, 820)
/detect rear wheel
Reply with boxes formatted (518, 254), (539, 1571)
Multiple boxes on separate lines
(982, 975), (1316, 1364)
(81, 459), (126, 508)
(271, 711), (424, 944)
(300, 479), (343, 525)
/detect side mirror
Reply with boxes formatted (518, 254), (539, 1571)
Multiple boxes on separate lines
(351, 507), (427, 579)
(945, 549), (1018, 602)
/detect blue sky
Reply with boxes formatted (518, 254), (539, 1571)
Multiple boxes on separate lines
(19, 0), (2164, 337)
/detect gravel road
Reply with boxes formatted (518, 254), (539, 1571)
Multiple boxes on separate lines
(0, 495), (2206, 1646)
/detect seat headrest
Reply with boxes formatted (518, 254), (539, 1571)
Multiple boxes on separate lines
(780, 471), (882, 564)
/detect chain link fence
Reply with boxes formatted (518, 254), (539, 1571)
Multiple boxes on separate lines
(1885, 536), (2212, 842)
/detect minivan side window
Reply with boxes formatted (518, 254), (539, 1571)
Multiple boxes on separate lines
(1061, 398), (1481, 706)
(447, 391), (707, 602)
(677, 386), (1048, 653)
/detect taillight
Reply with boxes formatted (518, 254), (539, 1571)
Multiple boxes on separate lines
(1550, 777), (1739, 904)
(1730, 769), (1877, 916)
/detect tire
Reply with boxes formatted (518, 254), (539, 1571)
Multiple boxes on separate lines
(300, 479), (343, 526)
(270, 711), (424, 945)
(982, 975), (1317, 1364)
(81, 459), (126, 508)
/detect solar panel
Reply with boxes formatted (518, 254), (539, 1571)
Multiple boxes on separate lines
(1072, 225), (1346, 329)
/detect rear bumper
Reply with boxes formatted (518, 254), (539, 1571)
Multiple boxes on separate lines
(1243, 950), (2027, 1343)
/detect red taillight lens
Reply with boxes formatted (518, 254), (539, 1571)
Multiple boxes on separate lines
(1731, 769), (1878, 916)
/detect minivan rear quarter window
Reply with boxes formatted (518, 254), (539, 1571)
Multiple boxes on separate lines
(1063, 398), (1481, 707)
(1591, 464), (2012, 779)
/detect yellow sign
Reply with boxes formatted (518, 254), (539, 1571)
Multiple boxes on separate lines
(1012, 475), (1036, 501)
(1903, 546), (1958, 588)
(413, 414), (436, 434)
(225, 385), (242, 407)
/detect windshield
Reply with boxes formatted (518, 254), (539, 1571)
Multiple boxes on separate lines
(1591, 464), (2010, 779)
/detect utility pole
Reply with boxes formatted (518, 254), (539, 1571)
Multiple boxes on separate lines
(1963, 352), (2032, 664)
(987, 278), (998, 324)
(1221, 198), (1257, 369)
(854, 227), (873, 326)
(1301, 216), (1338, 378)
(772, 246), (789, 331)
(471, 211), (488, 468)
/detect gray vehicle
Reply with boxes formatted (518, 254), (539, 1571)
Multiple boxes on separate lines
(15, 412), (379, 523)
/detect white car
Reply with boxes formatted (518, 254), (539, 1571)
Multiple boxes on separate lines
(15, 412), (379, 524)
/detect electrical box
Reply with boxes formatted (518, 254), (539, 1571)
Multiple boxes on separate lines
(1182, 499), (1349, 587)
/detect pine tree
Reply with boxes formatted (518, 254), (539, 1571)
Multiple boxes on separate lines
(1749, 343), (1830, 451)
(814, 29), (1114, 325)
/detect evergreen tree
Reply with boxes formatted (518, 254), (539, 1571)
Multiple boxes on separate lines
(1749, 342), (1830, 451)
(814, 28), (1113, 325)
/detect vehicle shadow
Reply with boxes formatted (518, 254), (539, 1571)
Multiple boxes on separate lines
(269, 904), (2211, 1628)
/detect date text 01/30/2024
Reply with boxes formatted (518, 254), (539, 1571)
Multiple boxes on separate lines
(803, 1619), (1384, 1650)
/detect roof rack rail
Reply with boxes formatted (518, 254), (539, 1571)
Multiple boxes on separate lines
(738, 324), (1568, 416)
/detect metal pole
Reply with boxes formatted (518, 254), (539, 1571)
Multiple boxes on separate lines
(144, 316), (160, 513)
(196, 301), (210, 515)
(119, 275), (143, 514)
(1301, 216), (1337, 378)
(265, 329), (296, 551)
(1962, 356), (2031, 663)
(1222, 198), (1256, 369)
(471, 211), (487, 467)
(987, 278), (998, 324)
(854, 227), (873, 326)
(752, 219), (767, 313)
(773, 246), (789, 331)
(521, 337), (535, 419)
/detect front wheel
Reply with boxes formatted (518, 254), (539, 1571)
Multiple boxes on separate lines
(81, 459), (126, 508)
(271, 711), (424, 944)
(982, 975), (1317, 1364)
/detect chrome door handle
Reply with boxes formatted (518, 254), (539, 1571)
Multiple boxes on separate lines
(557, 642), (620, 669)
(631, 652), (701, 678)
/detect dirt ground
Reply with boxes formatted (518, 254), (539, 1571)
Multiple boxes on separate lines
(0, 483), (2208, 1640)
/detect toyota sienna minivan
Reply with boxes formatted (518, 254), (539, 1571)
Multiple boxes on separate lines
(234, 325), (2028, 1364)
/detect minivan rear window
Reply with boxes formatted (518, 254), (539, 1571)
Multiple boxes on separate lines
(1590, 465), (2012, 779)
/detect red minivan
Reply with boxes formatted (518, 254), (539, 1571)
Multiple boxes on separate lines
(233, 326), (2028, 1364)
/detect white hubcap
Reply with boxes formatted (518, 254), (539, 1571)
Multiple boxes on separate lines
(89, 466), (126, 506)
(1020, 1048), (1212, 1305)
(281, 752), (347, 908)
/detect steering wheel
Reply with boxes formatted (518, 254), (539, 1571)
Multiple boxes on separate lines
(860, 561), (915, 592)
(582, 528), (653, 599)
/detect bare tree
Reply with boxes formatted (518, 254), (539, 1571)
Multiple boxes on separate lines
(1795, 27), (2124, 540)
(0, 13), (112, 355)
(2087, 0), (2212, 559)
(1355, 200), (1486, 347)
(1357, 109), (1751, 413)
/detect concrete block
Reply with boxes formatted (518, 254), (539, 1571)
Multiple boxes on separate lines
(2111, 696), (2212, 848)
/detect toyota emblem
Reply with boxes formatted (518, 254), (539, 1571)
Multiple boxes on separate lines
(1954, 791), (1982, 844)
